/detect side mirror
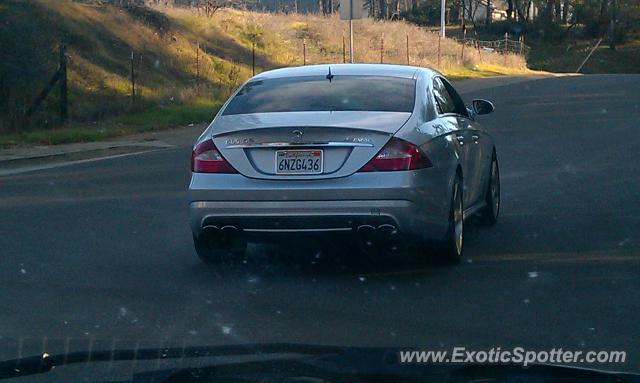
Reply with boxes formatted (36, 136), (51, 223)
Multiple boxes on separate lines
(472, 99), (494, 115)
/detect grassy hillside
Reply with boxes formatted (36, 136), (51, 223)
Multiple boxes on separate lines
(450, 23), (640, 75)
(527, 39), (640, 74)
(0, 0), (530, 145)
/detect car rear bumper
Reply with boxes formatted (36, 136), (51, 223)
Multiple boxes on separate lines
(188, 170), (452, 242)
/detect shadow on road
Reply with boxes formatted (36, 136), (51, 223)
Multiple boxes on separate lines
(187, 226), (483, 281)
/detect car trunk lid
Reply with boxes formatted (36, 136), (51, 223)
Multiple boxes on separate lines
(210, 111), (411, 180)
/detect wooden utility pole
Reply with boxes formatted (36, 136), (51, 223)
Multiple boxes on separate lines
(440, 0), (446, 37)
(339, 0), (362, 63)
(348, 0), (356, 62)
(340, 0), (363, 63)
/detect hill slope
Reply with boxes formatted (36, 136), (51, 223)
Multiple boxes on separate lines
(0, 0), (529, 143)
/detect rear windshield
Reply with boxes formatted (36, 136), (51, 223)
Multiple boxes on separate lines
(222, 75), (416, 115)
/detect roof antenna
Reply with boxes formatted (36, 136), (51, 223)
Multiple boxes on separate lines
(326, 66), (334, 82)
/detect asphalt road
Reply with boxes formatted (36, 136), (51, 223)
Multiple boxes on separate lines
(1, 75), (640, 374)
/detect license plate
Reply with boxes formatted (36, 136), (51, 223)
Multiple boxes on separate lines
(275, 149), (323, 175)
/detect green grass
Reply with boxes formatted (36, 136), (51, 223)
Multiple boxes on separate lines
(444, 62), (541, 80)
(441, 22), (640, 74)
(527, 40), (640, 73)
(0, 100), (220, 147)
(112, 99), (219, 129)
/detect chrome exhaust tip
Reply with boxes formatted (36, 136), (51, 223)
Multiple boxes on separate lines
(220, 225), (240, 234)
(357, 225), (376, 235)
(202, 225), (220, 235)
(377, 224), (398, 236)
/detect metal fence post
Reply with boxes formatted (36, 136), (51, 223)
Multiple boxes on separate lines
(437, 34), (441, 69)
(406, 34), (409, 65)
(59, 43), (68, 122)
(473, 31), (483, 64)
(504, 32), (508, 66)
(25, 45), (65, 121)
(380, 35), (384, 63)
(303, 39), (306, 65)
(504, 32), (508, 53)
(252, 41), (255, 76)
(342, 36), (346, 63)
(460, 28), (466, 64)
(349, 18), (354, 63)
(130, 51), (135, 104)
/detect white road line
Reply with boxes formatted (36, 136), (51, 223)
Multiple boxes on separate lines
(0, 147), (175, 177)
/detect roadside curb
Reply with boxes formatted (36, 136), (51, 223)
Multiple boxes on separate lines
(0, 141), (172, 163)
(0, 124), (206, 176)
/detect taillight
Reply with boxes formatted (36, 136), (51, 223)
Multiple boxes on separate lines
(358, 137), (432, 172)
(191, 139), (238, 173)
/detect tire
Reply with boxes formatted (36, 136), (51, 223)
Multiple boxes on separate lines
(479, 152), (500, 226)
(193, 233), (247, 264)
(437, 175), (464, 264)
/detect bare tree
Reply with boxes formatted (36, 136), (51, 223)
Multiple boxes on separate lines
(561, 0), (569, 23)
(318, 0), (331, 14)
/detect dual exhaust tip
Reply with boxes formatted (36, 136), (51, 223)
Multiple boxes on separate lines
(202, 225), (239, 235)
(356, 224), (398, 236)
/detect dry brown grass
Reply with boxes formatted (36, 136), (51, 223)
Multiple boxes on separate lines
(162, 8), (527, 76)
(163, 8), (529, 76)
(1, 0), (530, 134)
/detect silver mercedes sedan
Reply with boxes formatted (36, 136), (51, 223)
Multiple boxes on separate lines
(188, 64), (500, 263)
